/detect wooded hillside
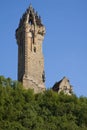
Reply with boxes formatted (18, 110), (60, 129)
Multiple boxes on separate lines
(0, 76), (87, 130)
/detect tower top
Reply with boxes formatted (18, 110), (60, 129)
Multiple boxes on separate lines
(19, 4), (43, 27)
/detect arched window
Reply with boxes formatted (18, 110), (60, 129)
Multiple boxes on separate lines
(29, 11), (34, 25)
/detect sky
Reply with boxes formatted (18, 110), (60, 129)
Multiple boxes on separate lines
(0, 0), (87, 97)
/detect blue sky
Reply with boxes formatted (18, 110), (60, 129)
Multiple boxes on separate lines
(0, 0), (87, 96)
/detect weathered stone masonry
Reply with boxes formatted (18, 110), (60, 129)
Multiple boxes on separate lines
(16, 5), (46, 93)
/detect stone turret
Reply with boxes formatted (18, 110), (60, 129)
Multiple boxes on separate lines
(16, 4), (46, 93)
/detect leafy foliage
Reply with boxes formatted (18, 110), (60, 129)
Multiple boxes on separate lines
(0, 76), (87, 130)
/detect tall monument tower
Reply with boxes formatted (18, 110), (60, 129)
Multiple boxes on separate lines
(16, 5), (46, 93)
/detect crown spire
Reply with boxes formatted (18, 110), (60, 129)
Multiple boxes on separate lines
(29, 3), (33, 10)
(18, 4), (44, 27)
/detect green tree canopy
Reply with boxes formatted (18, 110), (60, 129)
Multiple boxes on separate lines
(0, 76), (87, 130)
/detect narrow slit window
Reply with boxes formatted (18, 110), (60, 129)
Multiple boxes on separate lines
(34, 47), (36, 53)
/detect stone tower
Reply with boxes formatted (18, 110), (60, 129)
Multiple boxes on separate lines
(16, 5), (46, 93)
